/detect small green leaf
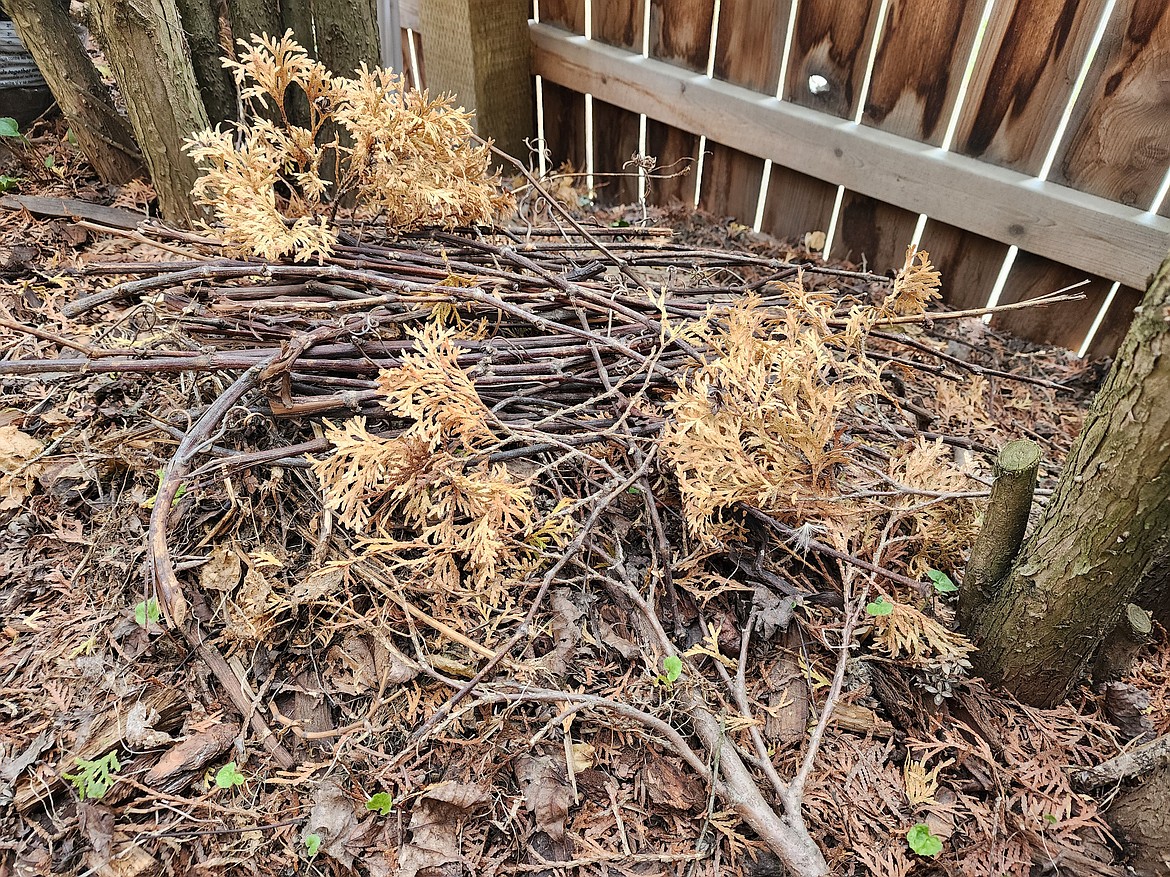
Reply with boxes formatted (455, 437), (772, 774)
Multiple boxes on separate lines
(1042, 813), (1058, 825)
(927, 569), (958, 594)
(43, 154), (54, 168)
(215, 761), (246, 790)
(304, 833), (322, 856)
(134, 598), (161, 626)
(0, 118), (20, 138)
(0, 175), (19, 193)
(66, 129), (79, 146)
(662, 655), (683, 684)
(906, 823), (943, 857)
(64, 751), (121, 800)
(366, 791), (393, 816)
(866, 596), (894, 617)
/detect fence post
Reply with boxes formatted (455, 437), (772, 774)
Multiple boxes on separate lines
(419, 0), (533, 161)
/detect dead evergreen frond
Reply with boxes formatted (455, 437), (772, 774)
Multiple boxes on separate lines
(313, 322), (570, 605)
(662, 285), (888, 547)
(185, 31), (512, 261)
(880, 246), (942, 318)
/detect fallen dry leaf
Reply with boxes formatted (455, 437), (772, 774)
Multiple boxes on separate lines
(199, 545), (242, 592)
(398, 781), (489, 877)
(642, 755), (706, 812)
(514, 754), (572, 841)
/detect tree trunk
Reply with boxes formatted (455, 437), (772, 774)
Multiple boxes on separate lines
(1107, 763), (1170, 875)
(174, 0), (235, 125)
(225, 0), (281, 48)
(89, 0), (210, 225)
(967, 252), (1170, 706)
(2, 0), (143, 183)
(959, 439), (1040, 631)
(308, 0), (381, 78)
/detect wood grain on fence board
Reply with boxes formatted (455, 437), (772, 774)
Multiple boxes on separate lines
(530, 23), (1170, 293)
(991, 255), (1119, 348)
(537, 0), (584, 176)
(782, 0), (883, 119)
(643, 0), (713, 205)
(835, 0), (986, 277)
(541, 80), (586, 174)
(538, 0), (584, 33)
(593, 97), (642, 204)
(759, 166), (843, 245)
(863, 0), (986, 146)
(699, 0), (792, 222)
(591, 0), (644, 205)
(758, 0), (883, 246)
(646, 119), (698, 205)
(1085, 286), (1144, 359)
(953, 0), (1110, 173)
(930, 0), (1121, 352)
(649, 0), (715, 72)
(1051, 0), (1170, 208)
(593, 0), (644, 49)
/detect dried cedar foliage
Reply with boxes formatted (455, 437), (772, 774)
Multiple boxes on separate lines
(184, 32), (512, 261)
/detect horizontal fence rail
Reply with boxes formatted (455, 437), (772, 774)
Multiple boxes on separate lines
(531, 22), (1169, 297)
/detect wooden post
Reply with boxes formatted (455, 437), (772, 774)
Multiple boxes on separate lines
(419, 0), (533, 161)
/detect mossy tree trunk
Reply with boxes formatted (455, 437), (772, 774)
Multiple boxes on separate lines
(89, 0), (210, 225)
(967, 252), (1170, 707)
(2, 0), (144, 183)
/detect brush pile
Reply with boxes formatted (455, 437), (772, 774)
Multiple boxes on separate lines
(0, 34), (1133, 877)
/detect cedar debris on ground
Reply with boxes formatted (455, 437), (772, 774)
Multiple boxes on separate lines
(1, 37), (1168, 877)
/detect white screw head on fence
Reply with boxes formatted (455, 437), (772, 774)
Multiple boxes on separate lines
(808, 74), (830, 95)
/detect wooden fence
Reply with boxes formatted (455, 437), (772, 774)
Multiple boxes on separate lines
(404, 0), (1170, 357)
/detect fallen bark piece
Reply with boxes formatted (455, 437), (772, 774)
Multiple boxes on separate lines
(0, 195), (147, 230)
(1074, 731), (1170, 791)
(143, 722), (237, 786)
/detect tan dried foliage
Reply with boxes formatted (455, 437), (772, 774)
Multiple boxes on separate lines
(185, 32), (512, 261)
(663, 286), (888, 547)
(313, 322), (570, 605)
(878, 245), (943, 318)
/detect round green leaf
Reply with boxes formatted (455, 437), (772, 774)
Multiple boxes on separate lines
(927, 569), (958, 594)
(663, 654), (683, 683)
(0, 118), (20, 138)
(366, 791), (393, 816)
(215, 761), (246, 789)
(906, 823), (943, 857)
(866, 596), (894, 616)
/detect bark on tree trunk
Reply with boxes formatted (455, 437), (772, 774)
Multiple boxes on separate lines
(959, 439), (1040, 631)
(174, 0), (235, 125)
(2, 0), (143, 183)
(89, 0), (210, 225)
(307, 0), (381, 77)
(1107, 763), (1170, 876)
(225, 0), (281, 48)
(967, 252), (1170, 706)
